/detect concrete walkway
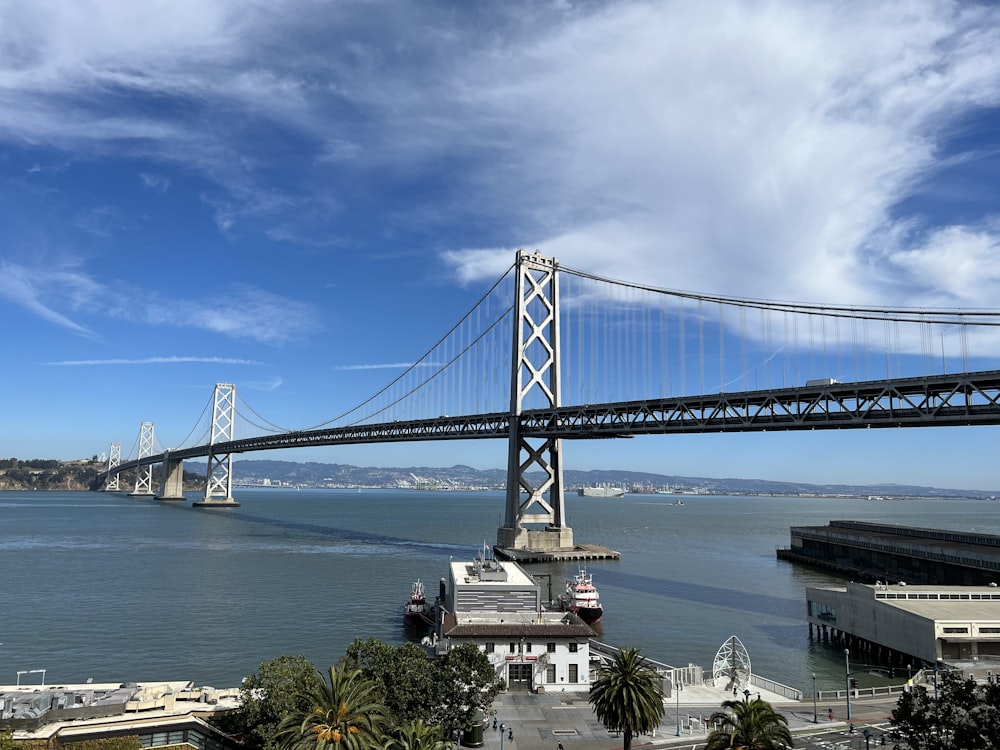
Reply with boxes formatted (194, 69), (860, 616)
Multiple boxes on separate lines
(480, 686), (896, 750)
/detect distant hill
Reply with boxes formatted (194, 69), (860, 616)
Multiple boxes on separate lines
(2, 457), (994, 499)
(189, 458), (997, 499)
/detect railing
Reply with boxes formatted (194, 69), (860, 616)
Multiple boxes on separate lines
(749, 675), (802, 701)
(817, 683), (911, 702)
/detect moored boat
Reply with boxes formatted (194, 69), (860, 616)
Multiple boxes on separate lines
(577, 485), (625, 498)
(558, 568), (603, 624)
(404, 579), (429, 629)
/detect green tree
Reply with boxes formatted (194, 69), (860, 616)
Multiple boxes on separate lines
(381, 720), (453, 750)
(430, 642), (504, 738)
(276, 665), (388, 750)
(704, 696), (793, 750)
(588, 647), (665, 750)
(235, 655), (326, 750)
(344, 638), (438, 728)
(891, 670), (1000, 750)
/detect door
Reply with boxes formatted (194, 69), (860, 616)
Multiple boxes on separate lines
(508, 663), (533, 690)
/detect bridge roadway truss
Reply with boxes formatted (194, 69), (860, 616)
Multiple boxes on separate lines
(107, 369), (1000, 475)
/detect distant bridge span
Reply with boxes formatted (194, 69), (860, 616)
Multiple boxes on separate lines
(112, 368), (1000, 473)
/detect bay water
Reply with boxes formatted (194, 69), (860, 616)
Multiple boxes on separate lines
(2, 489), (998, 695)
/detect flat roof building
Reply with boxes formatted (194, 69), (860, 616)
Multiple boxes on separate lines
(438, 554), (595, 692)
(779, 520), (1000, 585)
(806, 582), (1000, 666)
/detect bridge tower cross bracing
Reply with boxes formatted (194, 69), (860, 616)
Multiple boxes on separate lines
(130, 423), (155, 496)
(497, 249), (573, 552)
(193, 383), (241, 508)
(104, 441), (121, 492)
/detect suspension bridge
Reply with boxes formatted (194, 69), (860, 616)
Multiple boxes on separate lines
(100, 250), (1000, 553)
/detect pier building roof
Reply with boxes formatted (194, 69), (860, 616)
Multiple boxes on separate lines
(781, 520), (1000, 585)
(807, 581), (1000, 665)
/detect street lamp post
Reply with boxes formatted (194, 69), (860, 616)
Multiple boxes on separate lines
(844, 649), (852, 721)
(675, 679), (681, 737)
(812, 673), (818, 723)
(934, 658), (943, 702)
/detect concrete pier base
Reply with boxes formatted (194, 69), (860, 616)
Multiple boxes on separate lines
(192, 498), (241, 508)
(494, 543), (620, 564)
(497, 525), (575, 551)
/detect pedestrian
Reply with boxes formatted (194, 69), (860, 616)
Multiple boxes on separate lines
(493, 718), (497, 731)
(558, 743), (564, 750)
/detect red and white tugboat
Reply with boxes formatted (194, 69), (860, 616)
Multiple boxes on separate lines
(559, 568), (603, 624)
(403, 579), (429, 629)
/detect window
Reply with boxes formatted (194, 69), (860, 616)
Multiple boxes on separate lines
(943, 627), (968, 634)
(980, 628), (1000, 633)
(569, 642), (579, 653)
(568, 664), (578, 683)
(485, 643), (495, 654)
(547, 642), (556, 653)
(546, 664), (556, 683)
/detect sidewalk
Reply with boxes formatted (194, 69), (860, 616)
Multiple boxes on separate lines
(479, 688), (897, 750)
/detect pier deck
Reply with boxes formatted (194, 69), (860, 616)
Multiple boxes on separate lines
(493, 544), (621, 564)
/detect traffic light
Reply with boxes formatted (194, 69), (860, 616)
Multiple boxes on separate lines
(850, 677), (859, 688)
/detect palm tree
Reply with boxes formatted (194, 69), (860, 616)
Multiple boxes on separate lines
(381, 719), (453, 750)
(277, 665), (389, 750)
(705, 696), (793, 750)
(589, 646), (665, 750)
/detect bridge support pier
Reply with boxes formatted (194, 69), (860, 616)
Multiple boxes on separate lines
(156, 454), (186, 501)
(496, 251), (574, 553)
(129, 422), (156, 497)
(193, 383), (240, 508)
(103, 442), (121, 492)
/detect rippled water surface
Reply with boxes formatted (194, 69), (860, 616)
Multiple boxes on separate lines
(2, 489), (997, 691)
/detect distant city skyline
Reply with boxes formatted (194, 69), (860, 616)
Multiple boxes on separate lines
(2, 2), (1000, 489)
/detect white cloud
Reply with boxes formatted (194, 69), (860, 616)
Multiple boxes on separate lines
(106, 284), (321, 345)
(43, 356), (262, 366)
(1, 0), (999, 312)
(0, 260), (95, 335)
(335, 363), (419, 371)
(0, 257), (319, 344)
(140, 173), (171, 192)
(431, 2), (1000, 307)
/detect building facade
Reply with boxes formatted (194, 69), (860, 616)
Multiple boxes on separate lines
(437, 554), (594, 692)
(806, 581), (1000, 665)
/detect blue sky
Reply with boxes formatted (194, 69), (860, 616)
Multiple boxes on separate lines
(2, 0), (1000, 490)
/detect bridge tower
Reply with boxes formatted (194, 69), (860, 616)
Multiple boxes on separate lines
(130, 422), (155, 496)
(193, 383), (241, 508)
(103, 441), (121, 492)
(497, 250), (573, 552)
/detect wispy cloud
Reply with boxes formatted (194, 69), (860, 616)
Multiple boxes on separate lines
(1, 0), (998, 312)
(110, 285), (321, 344)
(244, 376), (284, 391)
(43, 356), (263, 366)
(335, 363), (419, 371)
(0, 259), (96, 336)
(0, 258), (319, 344)
(140, 172), (171, 192)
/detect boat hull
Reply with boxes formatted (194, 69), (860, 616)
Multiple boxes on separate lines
(404, 608), (428, 629)
(569, 605), (603, 624)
